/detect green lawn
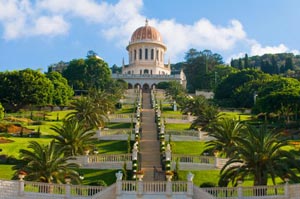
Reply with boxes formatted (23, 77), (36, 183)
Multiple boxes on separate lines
(45, 110), (73, 121)
(25, 121), (62, 136)
(166, 123), (191, 130)
(0, 137), (52, 157)
(0, 165), (15, 180)
(105, 123), (132, 129)
(162, 110), (182, 115)
(79, 169), (119, 186)
(115, 106), (135, 114)
(220, 112), (253, 121)
(95, 141), (129, 154)
(171, 141), (206, 155)
(178, 170), (220, 187)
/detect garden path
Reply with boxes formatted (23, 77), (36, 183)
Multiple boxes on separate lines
(139, 91), (163, 181)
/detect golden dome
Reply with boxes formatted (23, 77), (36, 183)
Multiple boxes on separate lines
(130, 20), (162, 43)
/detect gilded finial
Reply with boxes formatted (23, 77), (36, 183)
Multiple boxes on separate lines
(145, 18), (148, 26)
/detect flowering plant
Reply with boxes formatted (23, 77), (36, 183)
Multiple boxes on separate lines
(165, 171), (173, 176)
(135, 170), (144, 175)
(19, 170), (27, 176)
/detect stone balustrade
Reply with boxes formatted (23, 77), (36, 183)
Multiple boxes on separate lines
(68, 154), (132, 170)
(88, 154), (132, 162)
(171, 154), (239, 170)
(1, 177), (298, 198)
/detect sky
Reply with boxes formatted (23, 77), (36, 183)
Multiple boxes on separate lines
(0, 0), (300, 71)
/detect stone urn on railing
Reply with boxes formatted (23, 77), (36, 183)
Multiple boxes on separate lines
(18, 170), (27, 181)
(165, 171), (173, 181)
(136, 170), (144, 181)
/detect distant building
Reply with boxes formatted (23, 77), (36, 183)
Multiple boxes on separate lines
(48, 61), (69, 73)
(112, 20), (186, 90)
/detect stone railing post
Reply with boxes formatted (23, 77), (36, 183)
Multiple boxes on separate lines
(84, 150), (89, 166)
(18, 176), (25, 196)
(137, 180), (143, 197)
(132, 142), (138, 160)
(96, 127), (101, 140)
(166, 181), (172, 197)
(187, 172), (194, 198)
(165, 144), (171, 161)
(65, 178), (71, 199)
(284, 178), (289, 197)
(215, 157), (218, 168)
(187, 112), (191, 121)
(198, 129), (203, 140)
(115, 171), (123, 199)
(173, 101), (177, 111)
(237, 180), (243, 199)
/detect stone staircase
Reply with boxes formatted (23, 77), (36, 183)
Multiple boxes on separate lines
(139, 91), (163, 181)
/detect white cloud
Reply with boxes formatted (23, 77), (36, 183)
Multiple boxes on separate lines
(0, 0), (298, 63)
(250, 43), (288, 56)
(0, 0), (69, 39)
(153, 18), (247, 61)
(31, 16), (69, 36)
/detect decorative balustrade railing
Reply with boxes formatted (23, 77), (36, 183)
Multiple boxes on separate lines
(88, 154), (132, 163)
(24, 181), (66, 195)
(142, 181), (166, 193)
(162, 114), (189, 120)
(99, 129), (132, 136)
(172, 154), (216, 164)
(120, 181), (189, 194)
(20, 180), (108, 198)
(108, 114), (135, 119)
(166, 130), (200, 136)
(0, 179), (294, 199)
(200, 184), (287, 199)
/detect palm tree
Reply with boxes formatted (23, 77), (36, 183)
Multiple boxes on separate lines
(190, 104), (220, 130)
(219, 125), (300, 186)
(13, 140), (79, 184)
(206, 118), (245, 158)
(50, 120), (96, 156)
(66, 90), (116, 129)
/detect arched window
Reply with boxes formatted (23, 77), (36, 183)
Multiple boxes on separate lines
(130, 51), (132, 62)
(144, 69), (149, 74)
(139, 49), (142, 60)
(150, 70), (152, 75)
(140, 70), (142, 74)
(161, 51), (163, 61)
(151, 49), (154, 60)
(145, 48), (148, 60)
(134, 50), (137, 60)
(156, 50), (159, 61)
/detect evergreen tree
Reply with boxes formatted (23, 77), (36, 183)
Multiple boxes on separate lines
(271, 55), (278, 74)
(238, 58), (243, 70)
(285, 57), (294, 71)
(244, 54), (249, 69)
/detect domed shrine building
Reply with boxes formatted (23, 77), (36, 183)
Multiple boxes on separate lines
(112, 20), (186, 90)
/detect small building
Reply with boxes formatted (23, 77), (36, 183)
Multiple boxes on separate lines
(112, 20), (186, 90)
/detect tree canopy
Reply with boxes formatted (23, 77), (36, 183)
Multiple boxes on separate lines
(62, 57), (112, 91)
(14, 140), (80, 184)
(46, 71), (74, 107)
(0, 69), (54, 111)
(219, 125), (300, 186)
(184, 49), (224, 92)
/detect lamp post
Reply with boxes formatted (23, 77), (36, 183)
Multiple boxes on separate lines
(254, 92), (258, 105)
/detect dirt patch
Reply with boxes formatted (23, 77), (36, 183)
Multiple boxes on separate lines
(0, 137), (14, 144)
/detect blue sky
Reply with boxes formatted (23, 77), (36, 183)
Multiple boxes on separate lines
(0, 0), (299, 71)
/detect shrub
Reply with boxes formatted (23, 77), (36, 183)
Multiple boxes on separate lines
(200, 182), (216, 188)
